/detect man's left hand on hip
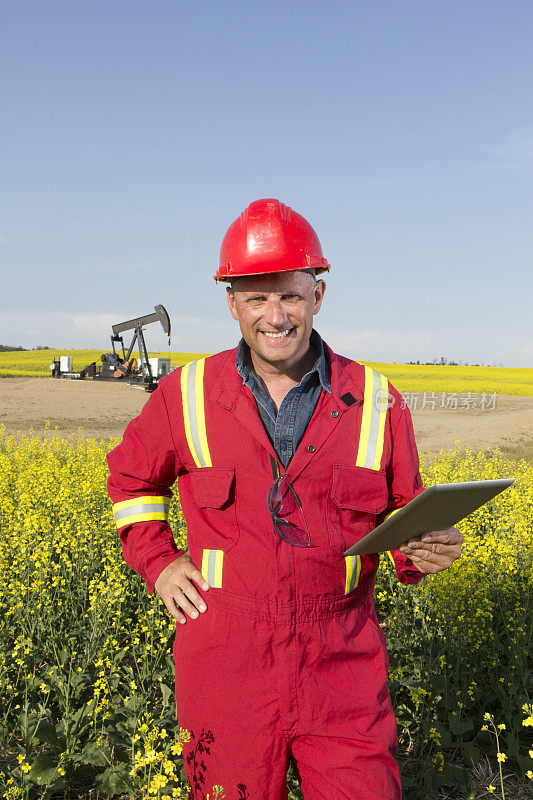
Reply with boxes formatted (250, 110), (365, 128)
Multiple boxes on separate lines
(399, 527), (464, 574)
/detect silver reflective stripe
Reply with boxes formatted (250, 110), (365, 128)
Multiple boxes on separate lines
(113, 503), (169, 523)
(186, 360), (209, 468)
(206, 549), (218, 586)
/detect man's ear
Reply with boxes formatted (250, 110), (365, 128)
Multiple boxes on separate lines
(313, 279), (326, 315)
(226, 286), (239, 321)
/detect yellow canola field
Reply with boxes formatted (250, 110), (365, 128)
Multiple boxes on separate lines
(1, 349), (532, 395)
(0, 349), (209, 377)
(0, 427), (531, 798)
(362, 361), (532, 396)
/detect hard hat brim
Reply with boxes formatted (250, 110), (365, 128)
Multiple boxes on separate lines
(214, 263), (331, 283)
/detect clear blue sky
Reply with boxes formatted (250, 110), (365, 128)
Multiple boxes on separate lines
(1, 1), (531, 366)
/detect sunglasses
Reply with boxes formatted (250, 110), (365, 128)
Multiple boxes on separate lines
(267, 473), (312, 547)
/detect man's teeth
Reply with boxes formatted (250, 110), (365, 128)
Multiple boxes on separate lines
(263, 329), (292, 338)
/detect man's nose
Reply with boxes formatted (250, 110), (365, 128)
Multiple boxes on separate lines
(264, 298), (288, 327)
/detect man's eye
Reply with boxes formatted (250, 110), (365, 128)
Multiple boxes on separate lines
(283, 294), (300, 301)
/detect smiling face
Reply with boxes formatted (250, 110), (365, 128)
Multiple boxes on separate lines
(226, 270), (326, 375)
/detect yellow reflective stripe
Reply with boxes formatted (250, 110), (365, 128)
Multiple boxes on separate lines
(115, 511), (169, 529)
(344, 554), (361, 593)
(214, 550), (223, 587)
(356, 366), (389, 471)
(195, 358), (212, 468)
(387, 551), (396, 567)
(356, 365), (374, 467)
(181, 363), (202, 468)
(201, 549), (210, 581)
(201, 549), (223, 588)
(181, 359), (212, 468)
(112, 496), (170, 512)
(345, 556), (353, 593)
(384, 508), (402, 522)
(113, 496), (170, 530)
(372, 372), (388, 470)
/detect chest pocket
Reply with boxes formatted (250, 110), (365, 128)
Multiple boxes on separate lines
(189, 466), (240, 551)
(327, 464), (389, 551)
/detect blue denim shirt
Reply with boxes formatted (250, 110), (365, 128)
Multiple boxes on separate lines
(235, 329), (332, 468)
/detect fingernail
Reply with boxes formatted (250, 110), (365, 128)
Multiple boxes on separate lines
(191, 611), (198, 619)
(203, 583), (209, 590)
(199, 604), (207, 613)
(179, 619), (185, 625)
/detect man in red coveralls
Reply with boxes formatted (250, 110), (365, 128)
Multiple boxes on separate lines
(107, 199), (463, 800)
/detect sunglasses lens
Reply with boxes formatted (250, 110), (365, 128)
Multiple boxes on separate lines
(267, 475), (311, 547)
(267, 479), (283, 514)
(274, 518), (310, 547)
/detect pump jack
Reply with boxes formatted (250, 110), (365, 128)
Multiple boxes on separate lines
(50, 305), (172, 392)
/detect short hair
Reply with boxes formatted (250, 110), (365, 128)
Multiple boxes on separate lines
(302, 268), (317, 281)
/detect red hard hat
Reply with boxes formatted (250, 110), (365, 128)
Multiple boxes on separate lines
(214, 198), (331, 282)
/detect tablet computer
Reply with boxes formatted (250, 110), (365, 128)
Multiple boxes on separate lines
(343, 478), (515, 557)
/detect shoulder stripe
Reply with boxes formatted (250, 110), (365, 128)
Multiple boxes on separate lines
(356, 366), (389, 470)
(181, 359), (212, 468)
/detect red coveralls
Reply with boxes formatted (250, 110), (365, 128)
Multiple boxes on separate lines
(107, 341), (426, 800)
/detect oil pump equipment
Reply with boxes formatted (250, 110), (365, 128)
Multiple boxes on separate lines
(50, 305), (171, 392)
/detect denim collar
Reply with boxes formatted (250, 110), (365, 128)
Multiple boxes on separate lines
(235, 328), (332, 394)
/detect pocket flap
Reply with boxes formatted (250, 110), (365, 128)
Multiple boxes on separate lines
(191, 467), (235, 509)
(332, 465), (389, 514)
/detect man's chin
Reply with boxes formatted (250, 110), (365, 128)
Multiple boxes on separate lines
(250, 339), (302, 366)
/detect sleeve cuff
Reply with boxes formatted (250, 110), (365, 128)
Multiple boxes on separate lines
(387, 549), (427, 585)
(141, 546), (187, 596)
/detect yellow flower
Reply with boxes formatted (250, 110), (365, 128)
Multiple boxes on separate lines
(0, 412), (530, 800)
(487, 786), (496, 793)
(496, 752), (507, 763)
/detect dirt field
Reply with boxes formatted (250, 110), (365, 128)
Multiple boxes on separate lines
(1, 376), (532, 458)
